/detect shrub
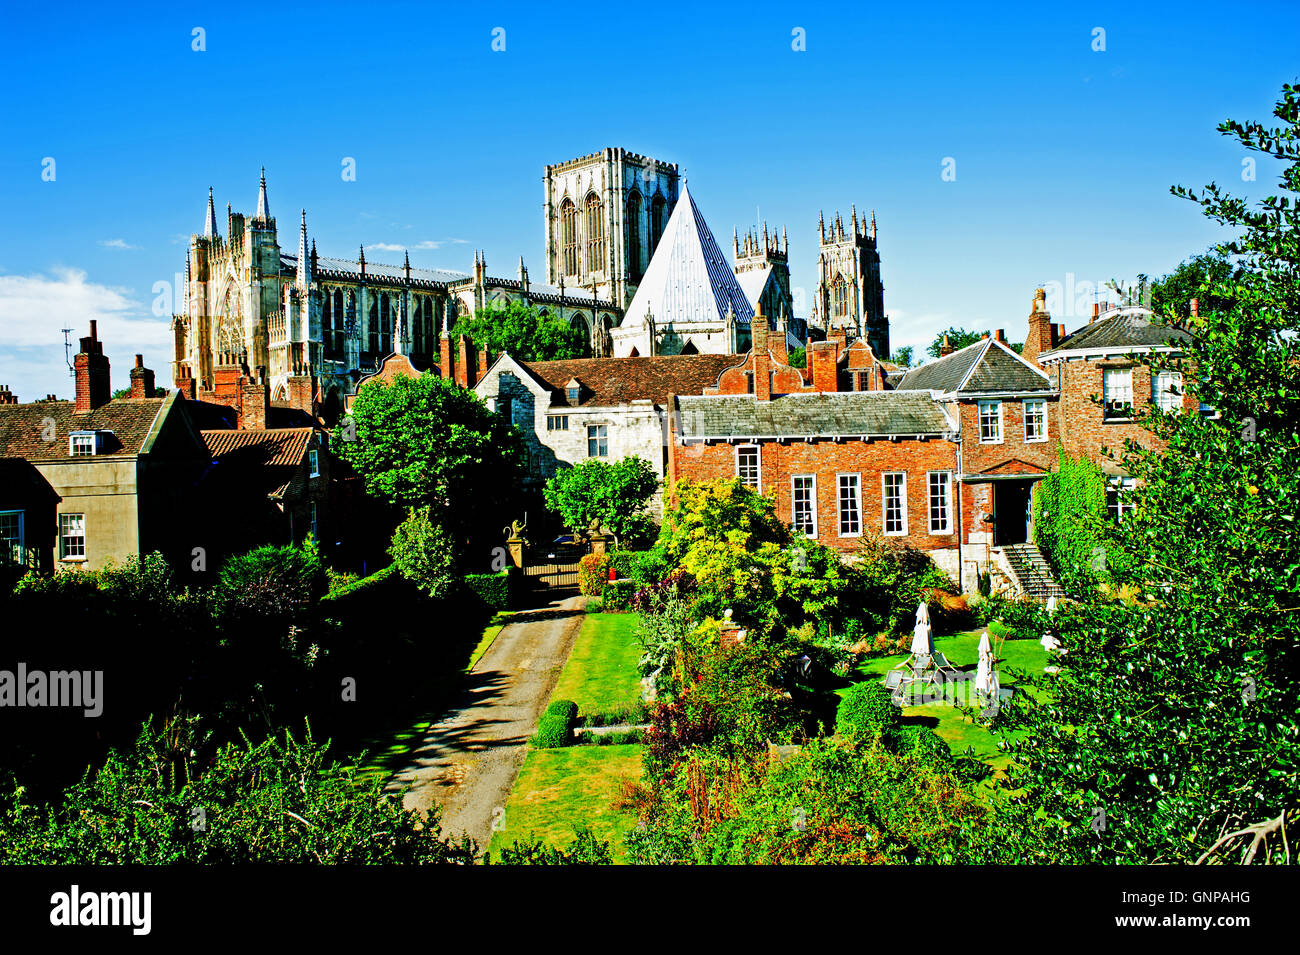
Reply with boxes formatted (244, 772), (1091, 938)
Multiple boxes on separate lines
(836, 681), (900, 738)
(607, 550), (650, 581)
(546, 700), (578, 722)
(532, 713), (571, 749)
(601, 579), (637, 612)
(216, 539), (327, 627)
(464, 570), (514, 612)
(896, 725), (952, 764)
(491, 827), (613, 865)
(389, 507), (457, 599)
(578, 553), (611, 596)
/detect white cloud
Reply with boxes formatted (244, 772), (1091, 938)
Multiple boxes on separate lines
(369, 243), (406, 252)
(99, 238), (139, 250)
(0, 268), (170, 400)
(368, 238), (471, 252)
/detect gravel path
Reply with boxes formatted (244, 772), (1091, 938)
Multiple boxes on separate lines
(390, 595), (586, 850)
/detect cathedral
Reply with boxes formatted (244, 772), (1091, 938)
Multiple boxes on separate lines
(170, 148), (890, 422)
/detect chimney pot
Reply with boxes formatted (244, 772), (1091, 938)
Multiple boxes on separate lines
(1190, 298), (1199, 318)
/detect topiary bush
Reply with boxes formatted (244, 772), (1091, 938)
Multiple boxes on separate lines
(578, 553), (611, 596)
(531, 713), (571, 749)
(546, 699), (578, 722)
(464, 570), (514, 612)
(836, 681), (900, 737)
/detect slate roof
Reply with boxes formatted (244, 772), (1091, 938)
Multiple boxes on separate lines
(621, 185), (756, 329)
(513, 354), (741, 407)
(201, 428), (313, 499)
(896, 338), (1050, 394)
(676, 391), (954, 439)
(0, 398), (168, 461)
(1049, 307), (1193, 354)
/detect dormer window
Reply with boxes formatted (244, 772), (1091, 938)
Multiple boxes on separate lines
(565, 378), (582, 404)
(70, 431), (99, 456)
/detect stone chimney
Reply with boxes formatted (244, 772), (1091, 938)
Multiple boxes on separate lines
(939, 333), (953, 357)
(74, 320), (111, 414)
(1022, 288), (1054, 364)
(129, 354), (156, 399)
(0, 385), (16, 405)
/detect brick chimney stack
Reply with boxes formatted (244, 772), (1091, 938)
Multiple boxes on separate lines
(994, 328), (1006, 343)
(1022, 288), (1055, 364)
(751, 310), (771, 400)
(129, 354), (156, 398)
(1190, 298), (1199, 319)
(439, 330), (452, 380)
(809, 340), (840, 393)
(240, 377), (269, 431)
(74, 320), (111, 414)
(0, 385), (16, 405)
(939, 333), (953, 357)
(455, 335), (473, 388)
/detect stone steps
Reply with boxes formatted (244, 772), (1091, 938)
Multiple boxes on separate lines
(1000, 543), (1064, 599)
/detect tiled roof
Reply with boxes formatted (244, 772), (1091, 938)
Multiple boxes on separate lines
(1050, 308), (1193, 353)
(897, 338), (1049, 394)
(676, 391), (954, 439)
(0, 398), (168, 461)
(517, 354), (742, 407)
(201, 428), (313, 499)
(621, 185), (756, 329)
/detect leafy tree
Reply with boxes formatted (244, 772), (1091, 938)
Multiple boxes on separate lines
(388, 507), (458, 598)
(452, 300), (589, 362)
(989, 85), (1300, 864)
(1148, 250), (1238, 322)
(890, 345), (914, 367)
(543, 456), (659, 545)
(925, 326), (984, 359)
(787, 346), (806, 368)
(337, 373), (525, 544)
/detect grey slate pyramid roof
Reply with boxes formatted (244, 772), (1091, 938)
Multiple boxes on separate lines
(1049, 307), (1193, 354)
(676, 391), (954, 440)
(622, 185), (756, 328)
(897, 338), (1051, 395)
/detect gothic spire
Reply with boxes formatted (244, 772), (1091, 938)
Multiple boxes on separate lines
(870, 210), (877, 240)
(296, 210), (309, 287)
(256, 166), (269, 219)
(204, 187), (218, 238)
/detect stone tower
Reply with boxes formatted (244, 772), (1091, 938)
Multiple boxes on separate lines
(815, 206), (888, 358)
(733, 223), (793, 325)
(543, 147), (680, 310)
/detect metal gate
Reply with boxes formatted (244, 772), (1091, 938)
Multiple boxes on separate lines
(523, 537), (590, 594)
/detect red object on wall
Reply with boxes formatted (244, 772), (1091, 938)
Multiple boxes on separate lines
(608, 567), (617, 581)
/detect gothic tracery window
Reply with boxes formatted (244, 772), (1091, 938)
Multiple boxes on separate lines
(651, 195), (666, 251)
(561, 199), (579, 276)
(831, 274), (848, 319)
(586, 193), (604, 275)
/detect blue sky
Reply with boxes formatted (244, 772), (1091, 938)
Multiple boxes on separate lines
(1, 1), (1296, 399)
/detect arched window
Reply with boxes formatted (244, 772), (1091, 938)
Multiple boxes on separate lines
(412, 297), (424, 355)
(627, 190), (642, 279)
(651, 195), (667, 251)
(832, 274), (848, 319)
(569, 312), (588, 335)
(585, 193), (604, 275)
(367, 296), (379, 355)
(322, 289), (335, 358)
(561, 199), (579, 276)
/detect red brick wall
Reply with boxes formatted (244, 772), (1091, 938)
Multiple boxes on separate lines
(1054, 357), (1192, 464)
(958, 397), (1058, 475)
(670, 435), (960, 556)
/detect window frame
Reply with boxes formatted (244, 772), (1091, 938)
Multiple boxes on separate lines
(791, 474), (817, 538)
(735, 445), (761, 491)
(546, 414), (569, 431)
(837, 472), (862, 538)
(59, 512), (86, 561)
(587, 424), (608, 458)
(308, 449), (320, 478)
(1023, 398), (1048, 443)
(1103, 367), (1134, 421)
(69, 432), (96, 457)
(882, 471), (908, 537)
(977, 400), (1003, 444)
(1106, 476), (1137, 523)
(1152, 370), (1183, 414)
(927, 471), (953, 535)
(0, 510), (24, 566)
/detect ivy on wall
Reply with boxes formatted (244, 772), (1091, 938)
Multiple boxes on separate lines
(1033, 446), (1129, 586)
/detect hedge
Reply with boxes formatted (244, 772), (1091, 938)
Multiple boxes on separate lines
(320, 563), (398, 604)
(531, 713), (571, 749)
(578, 553), (611, 596)
(836, 681), (900, 737)
(545, 699), (578, 722)
(463, 570), (519, 612)
(600, 579), (637, 612)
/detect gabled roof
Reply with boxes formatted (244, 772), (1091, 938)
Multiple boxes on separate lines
(621, 186), (756, 329)
(491, 353), (742, 408)
(897, 338), (1050, 394)
(734, 267), (772, 311)
(1046, 307), (1193, 356)
(676, 391), (954, 440)
(0, 397), (170, 462)
(200, 428), (314, 499)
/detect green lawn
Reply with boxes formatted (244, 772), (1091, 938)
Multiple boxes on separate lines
(550, 612), (644, 717)
(487, 744), (643, 863)
(846, 629), (1055, 777)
